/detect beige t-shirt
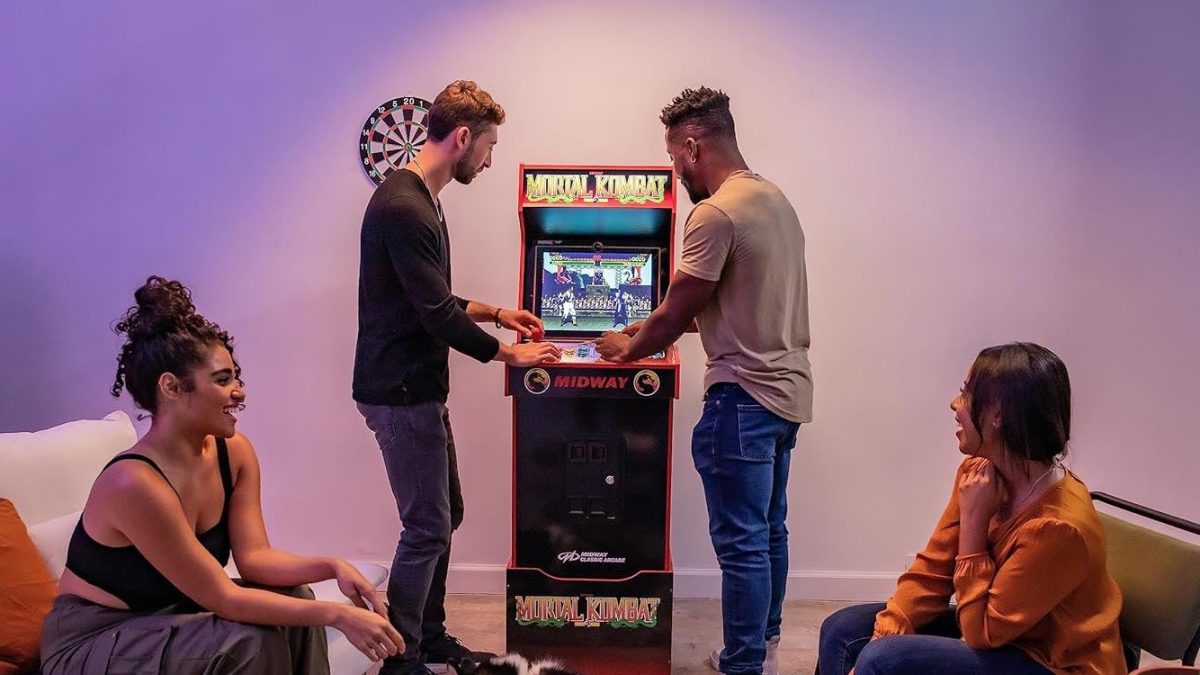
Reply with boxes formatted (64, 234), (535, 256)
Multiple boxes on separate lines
(678, 170), (812, 423)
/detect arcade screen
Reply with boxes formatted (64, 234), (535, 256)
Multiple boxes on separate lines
(537, 248), (656, 334)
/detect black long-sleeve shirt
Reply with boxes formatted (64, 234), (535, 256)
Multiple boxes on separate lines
(353, 169), (500, 405)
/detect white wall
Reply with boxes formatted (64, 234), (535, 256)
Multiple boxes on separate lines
(1063, 2), (1200, 523)
(1, 0), (1195, 599)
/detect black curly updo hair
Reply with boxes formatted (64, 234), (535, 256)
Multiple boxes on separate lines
(111, 276), (242, 413)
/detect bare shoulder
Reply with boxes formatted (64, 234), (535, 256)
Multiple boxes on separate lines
(218, 432), (260, 485)
(89, 454), (181, 521)
(92, 452), (171, 497)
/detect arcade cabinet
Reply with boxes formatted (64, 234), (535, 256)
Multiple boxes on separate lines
(505, 165), (679, 674)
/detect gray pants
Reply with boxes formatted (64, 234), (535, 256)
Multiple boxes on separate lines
(357, 401), (464, 669)
(40, 584), (328, 674)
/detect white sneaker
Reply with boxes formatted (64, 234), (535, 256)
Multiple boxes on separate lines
(708, 636), (781, 674)
(764, 635), (780, 675)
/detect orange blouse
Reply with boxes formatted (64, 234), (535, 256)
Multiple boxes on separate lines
(873, 461), (1125, 675)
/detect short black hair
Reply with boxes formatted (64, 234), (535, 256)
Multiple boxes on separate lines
(660, 87), (735, 140)
(966, 342), (1071, 464)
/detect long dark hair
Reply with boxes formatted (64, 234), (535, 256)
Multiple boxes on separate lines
(111, 276), (241, 412)
(966, 342), (1071, 463)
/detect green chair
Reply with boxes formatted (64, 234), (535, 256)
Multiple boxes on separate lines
(1092, 492), (1200, 671)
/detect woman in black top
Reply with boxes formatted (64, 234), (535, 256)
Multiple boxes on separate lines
(41, 277), (403, 674)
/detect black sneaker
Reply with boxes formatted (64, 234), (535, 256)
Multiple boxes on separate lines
(421, 633), (496, 674)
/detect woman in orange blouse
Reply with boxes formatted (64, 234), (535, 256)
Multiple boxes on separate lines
(817, 343), (1125, 675)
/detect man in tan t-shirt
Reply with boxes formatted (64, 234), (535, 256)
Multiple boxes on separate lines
(597, 87), (811, 675)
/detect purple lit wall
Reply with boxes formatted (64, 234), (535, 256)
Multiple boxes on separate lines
(1064, 2), (1200, 523)
(2, 1), (1195, 598)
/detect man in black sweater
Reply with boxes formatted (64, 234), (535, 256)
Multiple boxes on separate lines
(354, 80), (560, 675)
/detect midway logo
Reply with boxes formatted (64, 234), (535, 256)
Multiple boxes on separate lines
(557, 550), (627, 564)
(554, 375), (628, 390)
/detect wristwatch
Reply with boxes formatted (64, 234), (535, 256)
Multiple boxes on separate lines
(493, 308), (503, 328)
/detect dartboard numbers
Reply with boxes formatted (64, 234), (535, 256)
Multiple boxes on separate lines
(359, 96), (432, 185)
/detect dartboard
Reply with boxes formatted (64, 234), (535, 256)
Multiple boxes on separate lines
(359, 96), (432, 185)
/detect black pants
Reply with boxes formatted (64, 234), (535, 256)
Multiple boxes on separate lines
(358, 401), (464, 668)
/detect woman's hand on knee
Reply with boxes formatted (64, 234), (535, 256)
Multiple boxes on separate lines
(333, 605), (404, 662)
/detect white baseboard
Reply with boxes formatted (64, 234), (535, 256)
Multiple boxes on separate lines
(446, 563), (509, 594)
(438, 563), (897, 601)
(674, 567), (898, 602)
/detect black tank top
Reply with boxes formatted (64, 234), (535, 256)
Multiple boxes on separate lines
(65, 437), (234, 611)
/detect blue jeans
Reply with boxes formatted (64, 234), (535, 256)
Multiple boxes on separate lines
(358, 401), (464, 669)
(693, 383), (800, 675)
(817, 603), (1052, 675)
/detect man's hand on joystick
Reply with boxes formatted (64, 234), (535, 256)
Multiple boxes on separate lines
(596, 330), (632, 363)
(497, 340), (561, 366)
(496, 308), (542, 339)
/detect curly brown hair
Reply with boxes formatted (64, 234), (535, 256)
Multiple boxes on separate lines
(659, 86), (735, 139)
(111, 276), (242, 412)
(427, 80), (506, 142)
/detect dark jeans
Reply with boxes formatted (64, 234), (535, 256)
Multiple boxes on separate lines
(358, 401), (464, 669)
(817, 603), (1052, 675)
(693, 383), (800, 675)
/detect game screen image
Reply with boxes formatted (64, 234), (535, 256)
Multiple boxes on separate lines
(538, 249), (655, 333)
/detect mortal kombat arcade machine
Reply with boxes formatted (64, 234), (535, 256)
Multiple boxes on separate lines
(505, 165), (679, 674)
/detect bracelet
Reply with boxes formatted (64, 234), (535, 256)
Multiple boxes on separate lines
(493, 308), (503, 328)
